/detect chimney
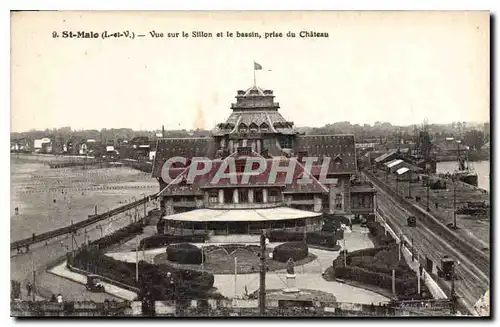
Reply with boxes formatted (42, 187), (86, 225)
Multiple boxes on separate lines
(162, 125), (165, 138)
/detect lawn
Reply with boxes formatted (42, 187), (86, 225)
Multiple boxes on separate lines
(153, 244), (317, 274)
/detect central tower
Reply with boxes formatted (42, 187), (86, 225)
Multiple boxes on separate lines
(212, 85), (298, 157)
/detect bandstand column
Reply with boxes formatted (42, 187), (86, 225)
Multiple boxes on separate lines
(233, 189), (239, 204)
(263, 189), (268, 203)
(248, 189), (254, 203)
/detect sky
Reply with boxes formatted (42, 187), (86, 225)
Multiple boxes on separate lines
(10, 11), (490, 133)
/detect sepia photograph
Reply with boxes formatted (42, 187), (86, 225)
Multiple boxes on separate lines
(9, 10), (491, 318)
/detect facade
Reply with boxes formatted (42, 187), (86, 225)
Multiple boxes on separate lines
(152, 85), (376, 234)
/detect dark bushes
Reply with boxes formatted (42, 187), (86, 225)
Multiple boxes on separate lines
(267, 230), (339, 248)
(366, 221), (396, 246)
(72, 248), (214, 301)
(331, 244), (429, 300)
(166, 243), (203, 264)
(272, 242), (308, 262)
(91, 221), (143, 250)
(139, 234), (207, 250)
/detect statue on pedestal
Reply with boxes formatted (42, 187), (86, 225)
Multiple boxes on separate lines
(286, 258), (295, 275)
(284, 258), (299, 293)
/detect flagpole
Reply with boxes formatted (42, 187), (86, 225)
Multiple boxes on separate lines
(253, 64), (256, 86)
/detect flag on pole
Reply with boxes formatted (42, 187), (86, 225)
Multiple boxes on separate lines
(254, 62), (262, 70)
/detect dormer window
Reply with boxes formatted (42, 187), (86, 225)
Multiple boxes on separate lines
(333, 155), (343, 165)
(239, 123), (248, 133)
(260, 123), (269, 132)
(249, 123), (258, 133)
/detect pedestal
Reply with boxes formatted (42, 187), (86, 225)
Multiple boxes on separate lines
(283, 273), (300, 293)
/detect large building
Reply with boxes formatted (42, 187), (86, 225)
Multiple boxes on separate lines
(152, 85), (376, 235)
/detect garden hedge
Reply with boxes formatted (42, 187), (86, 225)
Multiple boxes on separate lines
(139, 234), (207, 250)
(366, 221), (396, 246)
(268, 230), (339, 248)
(90, 221), (143, 250)
(72, 248), (214, 301)
(272, 242), (309, 262)
(166, 243), (203, 264)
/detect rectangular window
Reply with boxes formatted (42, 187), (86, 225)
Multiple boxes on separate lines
(335, 194), (343, 210)
(238, 189), (249, 203)
(209, 190), (218, 204)
(254, 189), (263, 203)
(269, 189), (279, 202)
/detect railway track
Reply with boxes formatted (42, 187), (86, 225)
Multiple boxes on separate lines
(375, 194), (487, 315)
(364, 171), (490, 277)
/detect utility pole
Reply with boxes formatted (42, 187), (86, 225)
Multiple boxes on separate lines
(453, 179), (457, 229)
(450, 263), (457, 315)
(136, 240), (139, 282)
(407, 170), (412, 198)
(234, 257), (238, 299)
(343, 238), (347, 267)
(426, 172), (430, 211)
(259, 232), (266, 316)
(411, 237), (414, 261)
(392, 269), (396, 297)
(144, 195), (147, 219)
(31, 256), (36, 302)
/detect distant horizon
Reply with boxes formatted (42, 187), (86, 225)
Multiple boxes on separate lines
(10, 119), (490, 135)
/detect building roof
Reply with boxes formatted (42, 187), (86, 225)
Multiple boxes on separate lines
(157, 150), (329, 196)
(162, 207), (322, 222)
(294, 134), (357, 174)
(396, 167), (409, 175)
(374, 149), (398, 163)
(152, 137), (217, 177)
(386, 159), (403, 168)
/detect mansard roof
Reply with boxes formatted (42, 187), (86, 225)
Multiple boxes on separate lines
(294, 134), (357, 174)
(157, 150), (329, 196)
(152, 137), (217, 177)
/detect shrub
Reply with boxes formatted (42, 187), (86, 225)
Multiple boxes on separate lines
(72, 248), (214, 301)
(166, 243), (203, 264)
(140, 234), (206, 250)
(306, 231), (337, 248)
(268, 230), (338, 248)
(272, 242), (308, 262)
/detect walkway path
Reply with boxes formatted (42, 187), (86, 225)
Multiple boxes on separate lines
(105, 225), (388, 304)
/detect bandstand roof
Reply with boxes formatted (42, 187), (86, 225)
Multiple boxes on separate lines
(162, 207), (322, 222)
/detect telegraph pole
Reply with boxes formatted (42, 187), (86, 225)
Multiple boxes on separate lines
(407, 170), (412, 198)
(136, 240), (139, 282)
(31, 256), (36, 302)
(259, 232), (266, 316)
(426, 173), (430, 211)
(453, 179), (457, 229)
